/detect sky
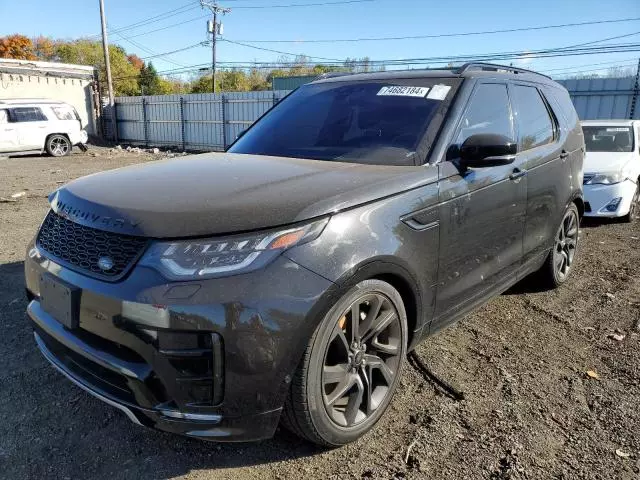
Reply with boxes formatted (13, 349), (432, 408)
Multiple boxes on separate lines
(1, 0), (639, 79)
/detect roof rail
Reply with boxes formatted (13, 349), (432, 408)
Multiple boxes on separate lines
(314, 72), (355, 81)
(456, 62), (552, 80)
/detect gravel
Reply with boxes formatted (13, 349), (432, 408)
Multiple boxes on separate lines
(1, 147), (639, 479)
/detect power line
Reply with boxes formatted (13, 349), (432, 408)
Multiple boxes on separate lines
(539, 57), (640, 74)
(92, 0), (371, 40)
(232, 16), (640, 43)
(110, 42), (640, 80)
(222, 38), (343, 61)
(110, 29), (187, 67)
(139, 42), (209, 61)
(233, 0), (374, 8)
(89, 2), (200, 39)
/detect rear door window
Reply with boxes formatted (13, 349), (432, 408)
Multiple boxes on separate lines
(9, 107), (48, 122)
(512, 85), (554, 151)
(453, 83), (514, 145)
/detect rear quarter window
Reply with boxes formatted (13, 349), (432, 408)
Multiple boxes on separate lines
(50, 106), (76, 121)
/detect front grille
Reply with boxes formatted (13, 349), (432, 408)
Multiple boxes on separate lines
(37, 210), (147, 279)
(583, 173), (595, 185)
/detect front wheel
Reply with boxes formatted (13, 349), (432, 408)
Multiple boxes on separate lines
(538, 203), (580, 288)
(281, 279), (407, 446)
(622, 183), (639, 223)
(46, 134), (71, 157)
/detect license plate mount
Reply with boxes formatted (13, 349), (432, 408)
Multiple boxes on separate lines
(39, 273), (80, 329)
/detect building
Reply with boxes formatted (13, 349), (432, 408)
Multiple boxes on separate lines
(0, 58), (98, 134)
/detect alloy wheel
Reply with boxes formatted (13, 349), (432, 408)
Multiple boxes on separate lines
(553, 209), (579, 281)
(50, 137), (69, 156)
(321, 293), (402, 428)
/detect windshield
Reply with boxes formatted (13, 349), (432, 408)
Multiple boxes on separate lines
(583, 126), (634, 152)
(229, 79), (457, 166)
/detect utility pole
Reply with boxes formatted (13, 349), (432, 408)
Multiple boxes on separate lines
(201, 1), (230, 93)
(629, 57), (640, 120)
(98, 0), (117, 142)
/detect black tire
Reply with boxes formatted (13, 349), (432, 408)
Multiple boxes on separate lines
(281, 279), (407, 447)
(537, 203), (580, 289)
(46, 134), (71, 157)
(621, 183), (639, 223)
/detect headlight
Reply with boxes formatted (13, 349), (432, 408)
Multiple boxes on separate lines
(587, 172), (626, 185)
(139, 218), (328, 280)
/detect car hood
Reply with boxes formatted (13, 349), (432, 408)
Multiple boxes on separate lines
(584, 151), (635, 173)
(50, 152), (437, 238)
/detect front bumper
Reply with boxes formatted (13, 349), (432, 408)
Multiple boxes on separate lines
(68, 130), (88, 146)
(583, 179), (637, 217)
(25, 242), (334, 441)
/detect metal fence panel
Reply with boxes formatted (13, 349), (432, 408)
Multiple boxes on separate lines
(557, 76), (638, 120)
(112, 90), (290, 151)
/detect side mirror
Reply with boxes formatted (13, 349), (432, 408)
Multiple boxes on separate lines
(459, 134), (517, 168)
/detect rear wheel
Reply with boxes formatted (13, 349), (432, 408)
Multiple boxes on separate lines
(46, 134), (71, 157)
(622, 183), (639, 223)
(538, 203), (580, 288)
(282, 279), (407, 446)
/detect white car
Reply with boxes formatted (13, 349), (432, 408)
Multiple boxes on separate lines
(0, 99), (88, 157)
(581, 120), (640, 222)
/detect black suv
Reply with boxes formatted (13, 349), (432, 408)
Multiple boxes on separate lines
(25, 63), (584, 446)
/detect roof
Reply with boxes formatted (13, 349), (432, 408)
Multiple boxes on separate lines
(0, 98), (67, 105)
(581, 120), (639, 126)
(0, 58), (95, 80)
(311, 62), (557, 86)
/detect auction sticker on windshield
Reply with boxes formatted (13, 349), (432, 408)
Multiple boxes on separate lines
(377, 86), (430, 97)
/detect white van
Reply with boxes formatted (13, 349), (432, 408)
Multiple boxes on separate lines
(0, 99), (88, 157)
(581, 120), (640, 222)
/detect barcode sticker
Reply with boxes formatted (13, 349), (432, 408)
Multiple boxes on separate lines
(377, 86), (430, 97)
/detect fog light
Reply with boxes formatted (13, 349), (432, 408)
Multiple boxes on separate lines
(602, 197), (622, 213)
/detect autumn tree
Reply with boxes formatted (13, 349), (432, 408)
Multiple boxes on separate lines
(0, 34), (36, 60)
(55, 39), (139, 96)
(127, 54), (144, 70)
(33, 36), (55, 60)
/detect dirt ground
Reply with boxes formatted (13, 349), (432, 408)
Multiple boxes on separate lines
(1, 147), (639, 480)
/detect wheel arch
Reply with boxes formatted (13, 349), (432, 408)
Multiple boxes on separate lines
(331, 259), (425, 351)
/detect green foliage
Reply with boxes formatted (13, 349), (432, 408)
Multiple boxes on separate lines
(54, 39), (139, 96)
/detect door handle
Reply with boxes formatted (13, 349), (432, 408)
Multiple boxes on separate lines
(509, 168), (527, 181)
(560, 150), (569, 159)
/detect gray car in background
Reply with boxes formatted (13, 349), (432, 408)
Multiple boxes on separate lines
(24, 63), (584, 446)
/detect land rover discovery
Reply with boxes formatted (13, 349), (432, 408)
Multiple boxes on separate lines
(25, 63), (584, 446)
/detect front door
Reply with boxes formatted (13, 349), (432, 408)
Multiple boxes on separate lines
(432, 81), (527, 329)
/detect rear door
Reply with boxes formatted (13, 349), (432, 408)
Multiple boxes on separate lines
(432, 81), (527, 329)
(9, 107), (49, 149)
(0, 109), (18, 152)
(510, 83), (567, 268)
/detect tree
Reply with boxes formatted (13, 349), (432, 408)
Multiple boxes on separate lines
(0, 34), (36, 60)
(139, 61), (163, 95)
(55, 39), (139, 96)
(32, 36), (55, 60)
(127, 54), (144, 71)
